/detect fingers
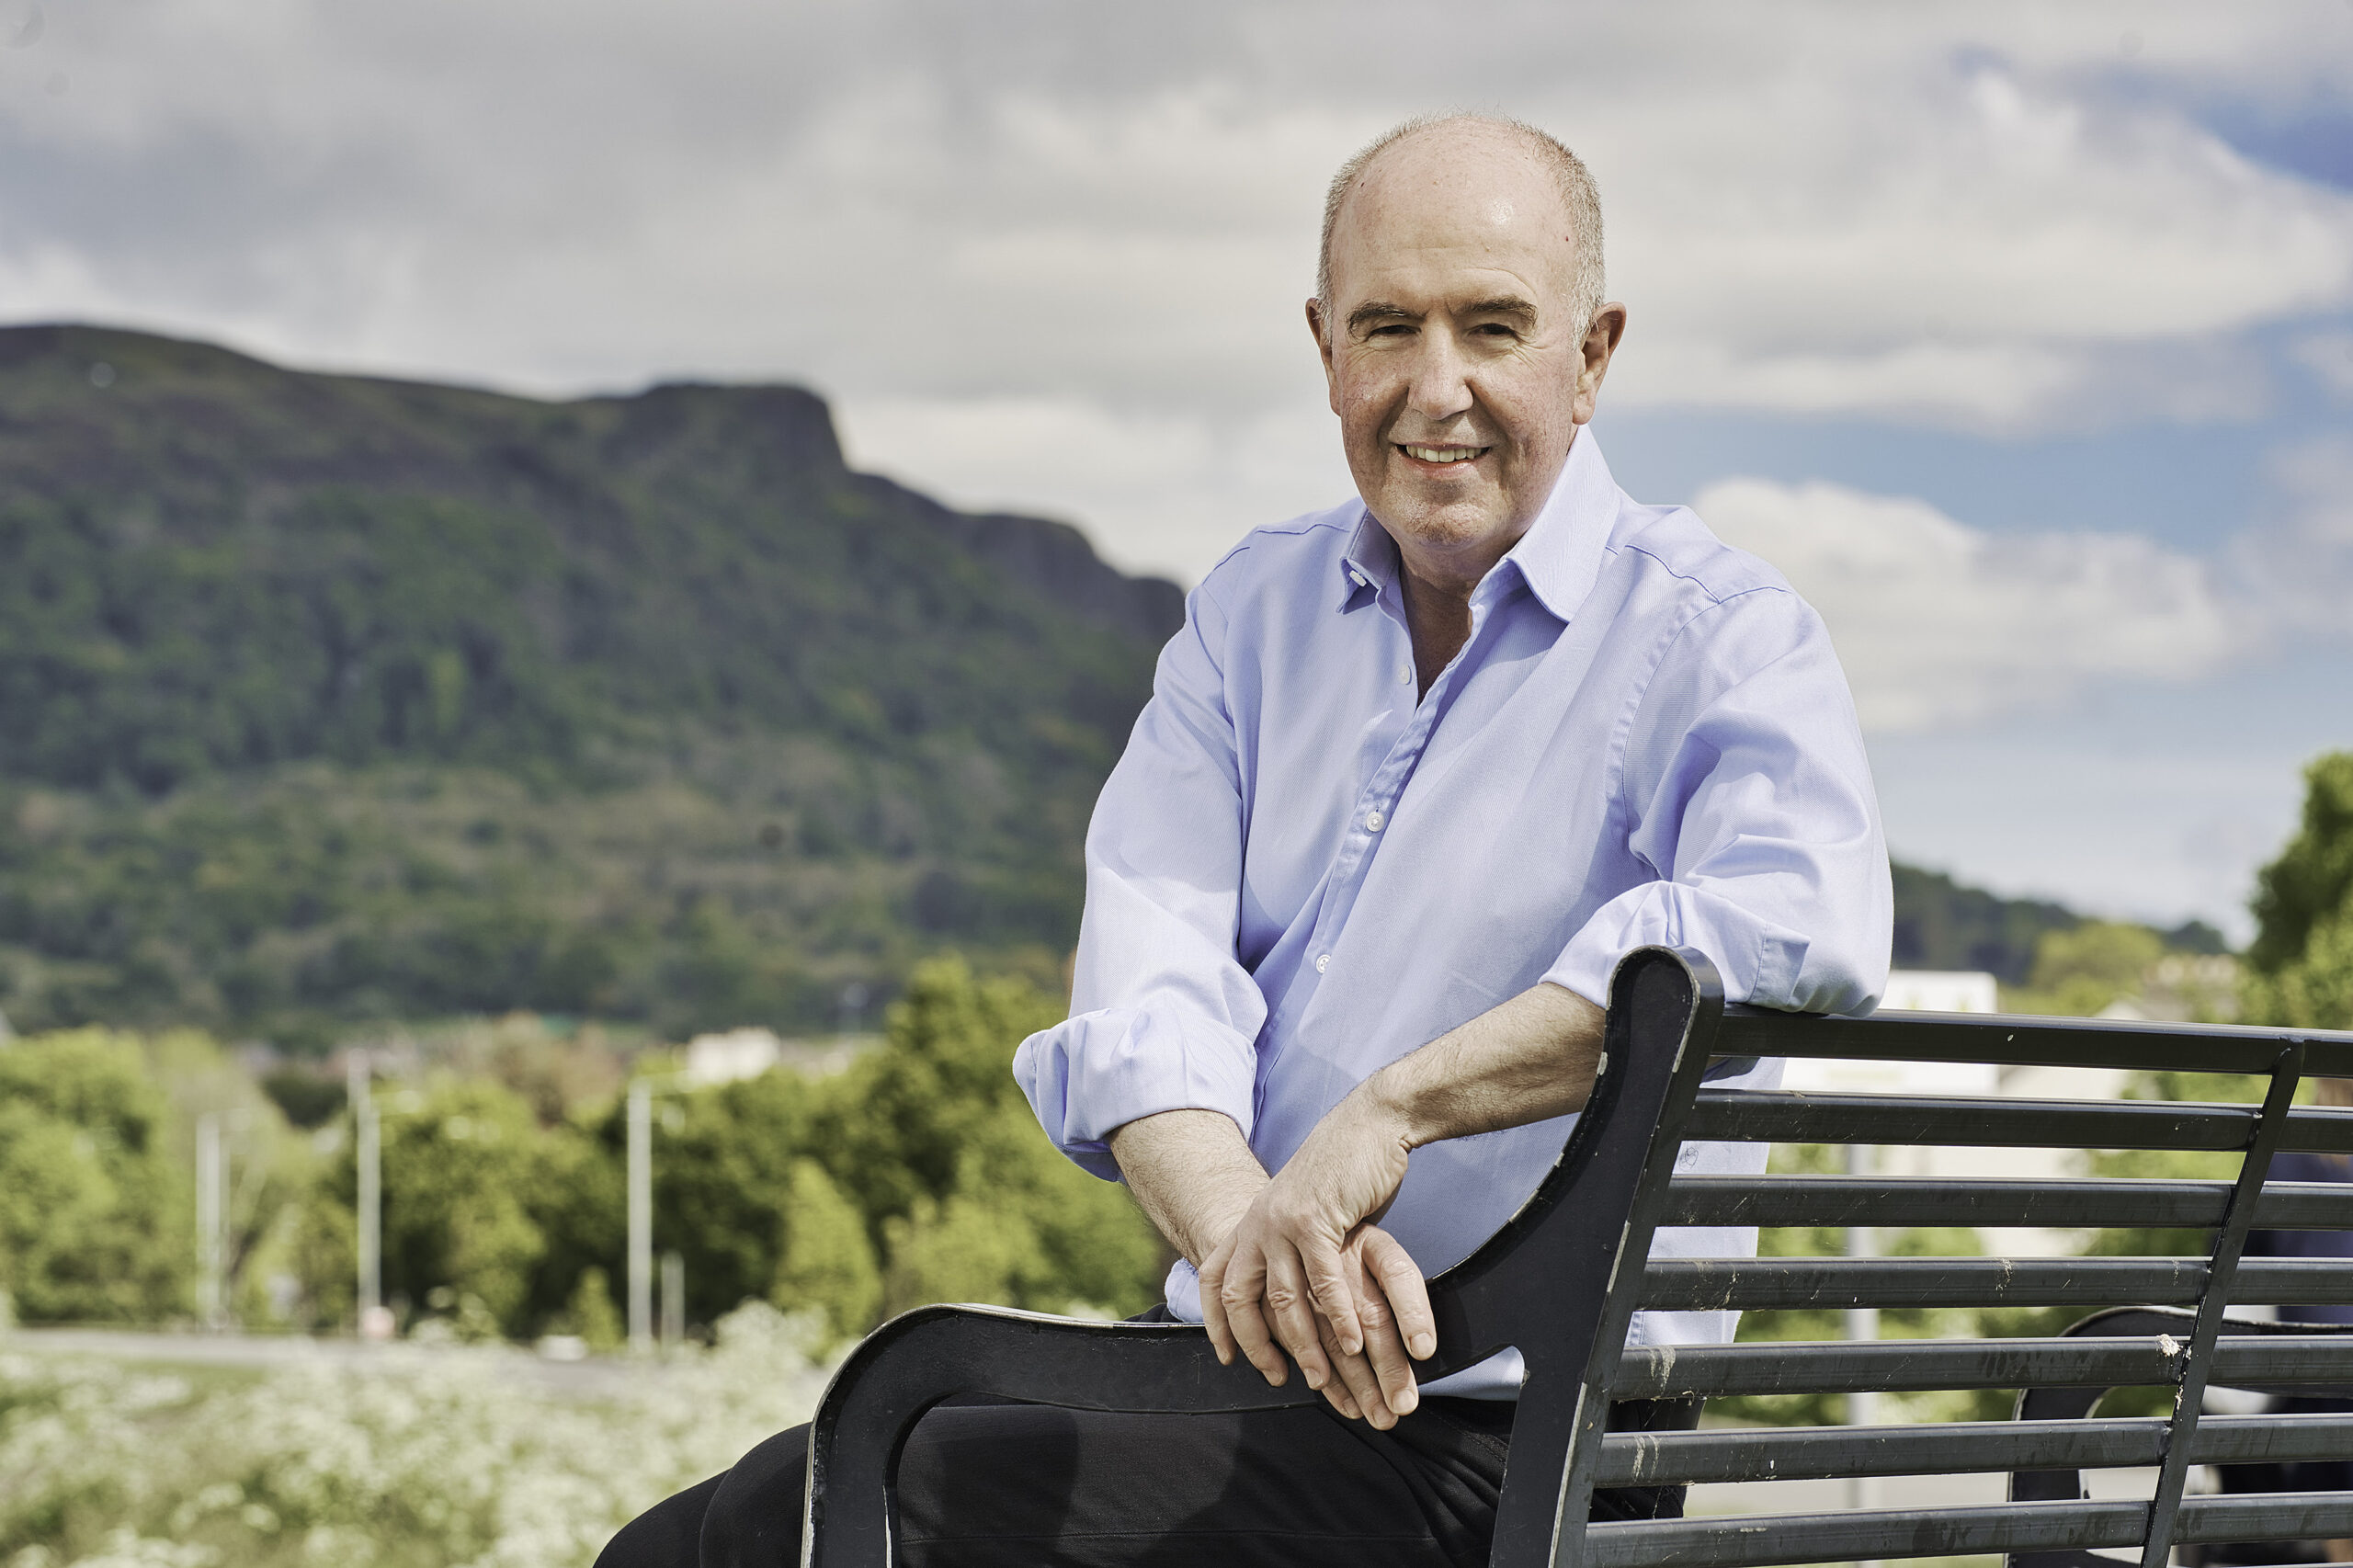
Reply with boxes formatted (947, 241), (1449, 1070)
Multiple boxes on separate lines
(1264, 1246), (1336, 1394)
(1350, 1267), (1418, 1420)
(1312, 1312), (1375, 1424)
(1199, 1239), (1236, 1367)
(1211, 1238), (1288, 1387)
(1362, 1226), (1438, 1363)
(1299, 1227), (1366, 1358)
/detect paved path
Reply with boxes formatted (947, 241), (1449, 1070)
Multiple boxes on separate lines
(0, 1325), (672, 1397)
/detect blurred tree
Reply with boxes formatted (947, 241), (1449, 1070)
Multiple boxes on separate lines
(2245, 753), (2353, 1031)
(564, 1264), (626, 1350)
(0, 1029), (191, 1321)
(811, 955), (1063, 1229)
(379, 1080), (549, 1332)
(216, 957), (1162, 1341)
(294, 1076), (554, 1336)
(638, 1072), (810, 1326)
(2250, 754), (2353, 972)
(2014, 921), (2166, 1017)
(651, 958), (1164, 1335)
(769, 1158), (881, 1344)
(2247, 916), (2353, 1031)
(881, 1194), (1040, 1318)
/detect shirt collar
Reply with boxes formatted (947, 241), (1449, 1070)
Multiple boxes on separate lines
(1337, 513), (1395, 609)
(1491, 428), (1620, 622)
(1335, 428), (1621, 621)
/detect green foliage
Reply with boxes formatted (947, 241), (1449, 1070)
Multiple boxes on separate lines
(2248, 753), (2353, 975)
(2242, 754), (2353, 1030)
(811, 957), (1065, 1227)
(1892, 863), (2084, 983)
(769, 1161), (881, 1342)
(0, 1029), (192, 1322)
(636, 1072), (812, 1326)
(802, 957), (1165, 1324)
(377, 1080), (549, 1331)
(276, 956), (1159, 1343)
(295, 1076), (574, 1337)
(881, 1195), (1042, 1316)
(2245, 911), (2353, 1030)
(564, 1266), (627, 1350)
(2005, 921), (2167, 1017)
(0, 324), (1179, 1041)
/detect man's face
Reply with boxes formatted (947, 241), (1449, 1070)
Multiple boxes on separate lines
(1312, 128), (1621, 566)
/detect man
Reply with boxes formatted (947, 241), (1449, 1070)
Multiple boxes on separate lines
(601, 111), (1889, 1568)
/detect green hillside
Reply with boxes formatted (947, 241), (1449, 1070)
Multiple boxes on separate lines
(0, 324), (2222, 1049)
(0, 324), (1180, 1046)
(1890, 863), (2222, 983)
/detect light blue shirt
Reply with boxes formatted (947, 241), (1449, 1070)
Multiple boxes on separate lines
(1015, 431), (1892, 1396)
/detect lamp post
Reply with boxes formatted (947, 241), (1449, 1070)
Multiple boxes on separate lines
(626, 1074), (689, 1352)
(349, 1051), (388, 1340)
(627, 1078), (653, 1350)
(195, 1113), (224, 1328)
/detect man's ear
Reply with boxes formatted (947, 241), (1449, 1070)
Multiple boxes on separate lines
(1306, 299), (1341, 415)
(1571, 302), (1629, 426)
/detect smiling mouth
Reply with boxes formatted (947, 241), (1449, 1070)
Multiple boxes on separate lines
(1397, 443), (1488, 465)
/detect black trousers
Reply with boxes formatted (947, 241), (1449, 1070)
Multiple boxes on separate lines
(597, 1394), (1696, 1568)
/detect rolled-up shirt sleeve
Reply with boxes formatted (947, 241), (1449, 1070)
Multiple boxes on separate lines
(1545, 587), (1892, 1016)
(1014, 576), (1267, 1180)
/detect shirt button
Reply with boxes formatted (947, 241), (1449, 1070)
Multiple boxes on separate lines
(1365, 811), (1385, 832)
(1397, 665), (1412, 685)
(1315, 954), (1331, 973)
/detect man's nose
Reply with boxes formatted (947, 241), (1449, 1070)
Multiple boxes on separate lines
(1404, 331), (1476, 424)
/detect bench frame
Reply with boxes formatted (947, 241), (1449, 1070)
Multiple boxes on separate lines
(800, 947), (2353, 1568)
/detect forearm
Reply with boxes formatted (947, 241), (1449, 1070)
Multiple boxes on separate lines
(1108, 1108), (1269, 1268)
(1366, 982), (1607, 1150)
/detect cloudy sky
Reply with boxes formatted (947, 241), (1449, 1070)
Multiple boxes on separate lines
(6, 0), (2351, 940)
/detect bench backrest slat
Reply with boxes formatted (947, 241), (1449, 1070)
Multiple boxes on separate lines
(1586, 1497), (2150, 1568)
(1663, 1174), (2353, 1229)
(1686, 1087), (2258, 1149)
(1718, 1004), (2353, 1077)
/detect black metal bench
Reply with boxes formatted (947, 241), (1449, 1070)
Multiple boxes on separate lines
(801, 945), (2353, 1567)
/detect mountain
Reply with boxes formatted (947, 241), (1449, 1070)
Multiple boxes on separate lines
(0, 324), (1180, 1045)
(1891, 863), (2224, 983)
(0, 324), (2224, 1047)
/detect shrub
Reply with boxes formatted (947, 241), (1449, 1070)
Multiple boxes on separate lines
(0, 1030), (191, 1322)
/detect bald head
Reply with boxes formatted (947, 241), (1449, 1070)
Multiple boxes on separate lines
(1316, 115), (1605, 340)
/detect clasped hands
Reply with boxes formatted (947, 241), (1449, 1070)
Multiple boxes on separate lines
(1199, 1086), (1438, 1430)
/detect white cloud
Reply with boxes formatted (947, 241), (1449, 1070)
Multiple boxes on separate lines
(835, 394), (1353, 582)
(3, 0), (2350, 427)
(1694, 477), (2245, 731)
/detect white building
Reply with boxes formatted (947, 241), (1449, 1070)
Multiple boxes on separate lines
(1879, 970), (1999, 1015)
(681, 1028), (784, 1087)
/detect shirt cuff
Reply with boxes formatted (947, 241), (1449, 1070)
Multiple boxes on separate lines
(1543, 881), (1799, 1009)
(1013, 1006), (1260, 1181)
